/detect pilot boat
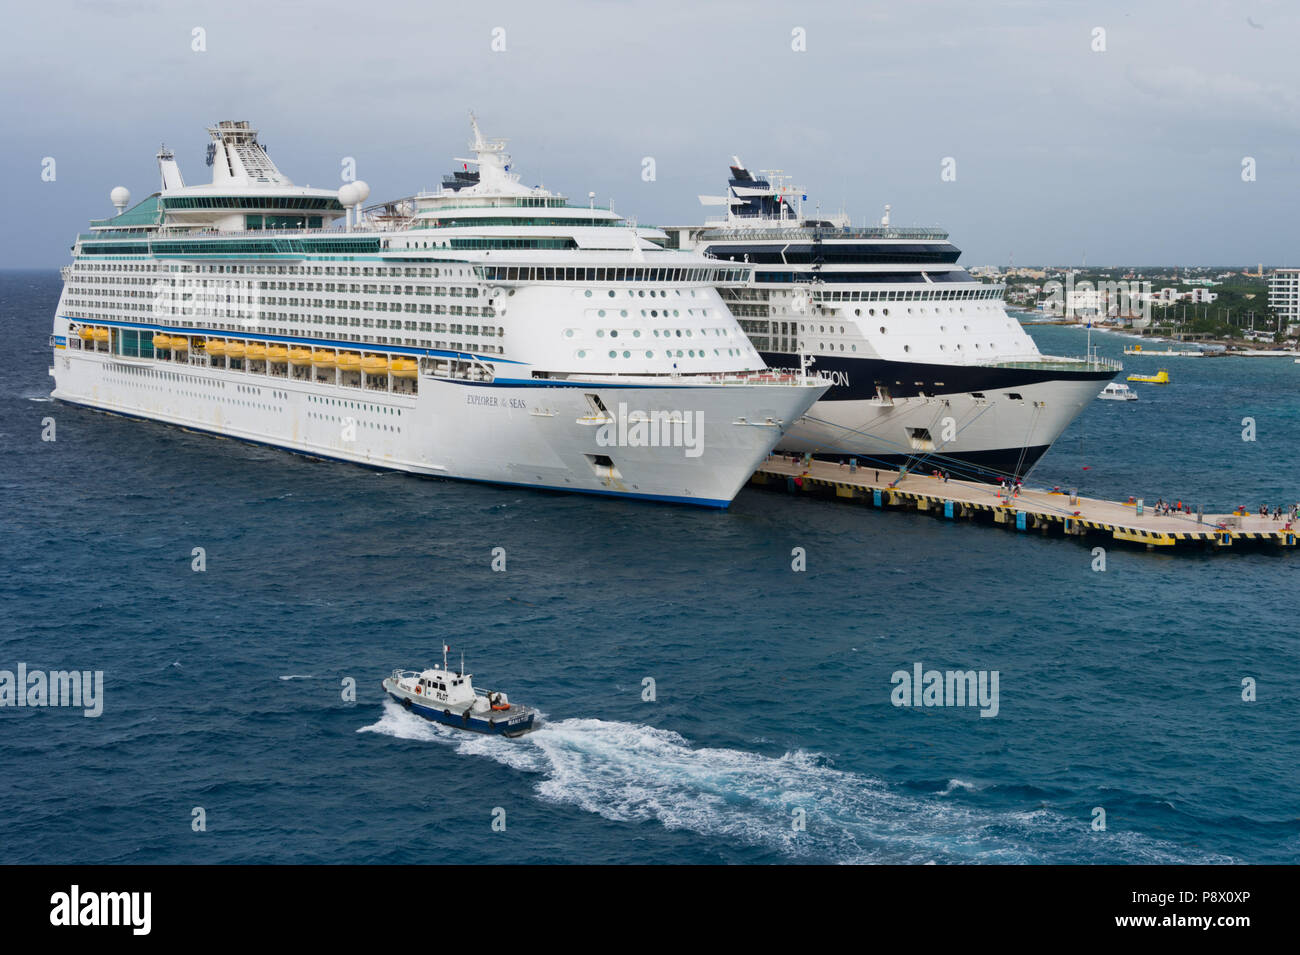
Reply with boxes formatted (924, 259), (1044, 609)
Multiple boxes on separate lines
(382, 646), (536, 737)
(1097, 382), (1138, 401)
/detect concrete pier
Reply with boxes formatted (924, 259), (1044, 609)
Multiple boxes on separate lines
(750, 457), (1297, 551)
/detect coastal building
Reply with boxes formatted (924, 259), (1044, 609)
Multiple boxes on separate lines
(1268, 268), (1300, 335)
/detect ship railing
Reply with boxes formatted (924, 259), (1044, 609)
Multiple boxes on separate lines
(986, 355), (1123, 372)
(699, 223), (950, 241)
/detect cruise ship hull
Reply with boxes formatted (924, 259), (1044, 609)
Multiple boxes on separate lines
(51, 345), (821, 507)
(761, 351), (1116, 482)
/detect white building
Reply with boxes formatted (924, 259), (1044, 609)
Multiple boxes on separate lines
(1269, 269), (1300, 334)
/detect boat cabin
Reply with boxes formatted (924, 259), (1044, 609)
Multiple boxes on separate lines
(414, 666), (476, 706)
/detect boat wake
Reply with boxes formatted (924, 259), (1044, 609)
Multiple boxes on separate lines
(358, 700), (1233, 864)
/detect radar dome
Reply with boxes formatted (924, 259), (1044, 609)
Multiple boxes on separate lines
(338, 183), (360, 207)
(110, 186), (131, 212)
(352, 180), (371, 204)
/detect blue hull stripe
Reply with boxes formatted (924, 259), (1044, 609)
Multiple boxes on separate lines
(56, 315), (524, 365)
(389, 692), (535, 735)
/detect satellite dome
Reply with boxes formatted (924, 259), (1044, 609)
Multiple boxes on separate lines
(338, 183), (360, 207)
(352, 180), (371, 203)
(110, 186), (131, 212)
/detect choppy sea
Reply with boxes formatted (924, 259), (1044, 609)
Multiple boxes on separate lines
(2, 271), (1297, 863)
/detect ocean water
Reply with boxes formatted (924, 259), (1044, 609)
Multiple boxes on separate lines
(2, 270), (1297, 864)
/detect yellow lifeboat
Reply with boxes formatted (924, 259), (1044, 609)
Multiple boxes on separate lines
(288, 347), (313, 365)
(265, 344), (288, 362)
(361, 355), (390, 375)
(170, 337), (189, 352)
(390, 358), (418, 379)
(91, 327), (110, 342)
(225, 341), (247, 360)
(152, 333), (171, 350)
(1127, 368), (1169, 385)
(244, 343), (267, 361)
(76, 326), (94, 341)
(204, 339), (227, 356)
(336, 351), (362, 372)
(311, 350), (337, 368)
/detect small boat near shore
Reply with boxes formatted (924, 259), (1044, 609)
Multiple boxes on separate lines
(381, 646), (537, 737)
(1097, 382), (1138, 401)
(1127, 368), (1170, 384)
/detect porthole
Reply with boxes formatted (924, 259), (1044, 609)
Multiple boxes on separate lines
(608, 290), (615, 297)
(584, 290), (592, 298)
(879, 326), (886, 334)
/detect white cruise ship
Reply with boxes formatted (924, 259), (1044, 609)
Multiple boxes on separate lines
(49, 120), (826, 507)
(661, 160), (1120, 482)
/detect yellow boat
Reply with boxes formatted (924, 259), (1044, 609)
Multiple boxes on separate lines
(244, 343), (267, 361)
(76, 326), (94, 341)
(288, 347), (313, 365)
(152, 333), (172, 350)
(1127, 368), (1169, 384)
(360, 355), (390, 375)
(337, 352), (362, 372)
(91, 327), (110, 342)
(171, 336), (189, 352)
(225, 341), (247, 359)
(390, 358), (418, 379)
(204, 339), (227, 356)
(265, 344), (288, 362)
(311, 350), (337, 368)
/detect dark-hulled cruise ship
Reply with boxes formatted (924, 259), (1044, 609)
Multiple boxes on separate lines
(661, 160), (1119, 481)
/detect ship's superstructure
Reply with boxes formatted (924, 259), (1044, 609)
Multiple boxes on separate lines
(660, 160), (1119, 480)
(50, 121), (826, 506)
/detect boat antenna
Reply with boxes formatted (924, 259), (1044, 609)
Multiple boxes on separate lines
(443, 643), (448, 671)
(460, 649), (465, 678)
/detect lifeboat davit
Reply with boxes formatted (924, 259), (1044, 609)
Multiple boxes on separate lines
(390, 358), (418, 379)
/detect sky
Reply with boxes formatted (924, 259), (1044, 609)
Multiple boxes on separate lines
(2, 0), (1298, 268)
